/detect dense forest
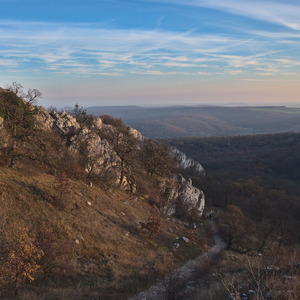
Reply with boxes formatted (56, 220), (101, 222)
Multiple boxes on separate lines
(165, 133), (300, 299)
(168, 132), (300, 246)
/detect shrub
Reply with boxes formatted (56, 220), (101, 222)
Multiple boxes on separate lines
(0, 225), (43, 296)
(140, 206), (163, 238)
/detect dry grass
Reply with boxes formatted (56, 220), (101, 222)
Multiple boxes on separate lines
(179, 246), (300, 300)
(0, 165), (210, 299)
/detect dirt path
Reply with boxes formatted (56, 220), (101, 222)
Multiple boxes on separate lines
(127, 220), (226, 300)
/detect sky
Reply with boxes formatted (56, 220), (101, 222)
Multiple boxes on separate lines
(0, 0), (300, 107)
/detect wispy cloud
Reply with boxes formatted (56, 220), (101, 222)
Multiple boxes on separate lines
(0, 20), (235, 75)
(0, 19), (299, 79)
(274, 58), (300, 66)
(147, 0), (300, 30)
(0, 58), (18, 67)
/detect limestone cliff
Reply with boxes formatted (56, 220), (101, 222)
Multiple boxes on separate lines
(33, 108), (205, 216)
(171, 147), (205, 176)
(177, 175), (205, 216)
(160, 175), (205, 217)
(35, 110), (120, 179)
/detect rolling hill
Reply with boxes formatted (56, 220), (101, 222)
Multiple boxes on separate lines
(86, 105), (300, 138)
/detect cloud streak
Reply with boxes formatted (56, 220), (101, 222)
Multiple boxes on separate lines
(0, 21), (239, 75)
(147, 0), (300, 30)
(0, 18), (299, 81)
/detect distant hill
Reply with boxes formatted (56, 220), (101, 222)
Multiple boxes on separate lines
(86, 106), (300, 138)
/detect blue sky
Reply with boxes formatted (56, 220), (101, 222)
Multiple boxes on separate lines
(0, 0), (300, 107)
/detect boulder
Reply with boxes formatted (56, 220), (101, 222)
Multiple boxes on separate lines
(91, 117), (103, 129)
(180, 237), (189, 243)
(173, 242), (180, 248)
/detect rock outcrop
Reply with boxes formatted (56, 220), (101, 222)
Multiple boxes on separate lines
(41, 111), (120, 178)
(71, 126), (118, 174)
(51, 111), (81, 135)
(171, 147), (205, 176)
(177, 175), (205, 216)
(129, 127), (144, 141)
(1, 87), (205, 216)
(35, 106), (54, 131)
(160, 175), (205, 217)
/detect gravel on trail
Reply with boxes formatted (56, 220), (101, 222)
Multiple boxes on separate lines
(127, 221), (226, 300)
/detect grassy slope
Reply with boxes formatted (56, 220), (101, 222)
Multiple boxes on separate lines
(0, 164), (210, 299)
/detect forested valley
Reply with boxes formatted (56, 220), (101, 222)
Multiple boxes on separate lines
(165, 132), (300, 299)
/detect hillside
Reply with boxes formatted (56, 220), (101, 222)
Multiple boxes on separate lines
(0, 87), (209, 299)
(0, 167), (210, 299)
(86, 106), (300, 138)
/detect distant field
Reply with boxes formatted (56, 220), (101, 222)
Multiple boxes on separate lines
(86, 106), (300, 138)
(246, 107), (300, 115)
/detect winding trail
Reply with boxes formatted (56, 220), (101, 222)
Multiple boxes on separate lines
(127, 221), (226, 300)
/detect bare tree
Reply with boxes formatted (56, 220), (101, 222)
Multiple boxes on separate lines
(140, 140), (177, 178)
(215, 253), (300, 300)
(219, 205), (253, 251)
(6, 82), (42, 104)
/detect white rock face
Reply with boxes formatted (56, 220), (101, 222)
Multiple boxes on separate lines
(34, 106), (54, 131)
(51, 111), (81, 135)
(49, 111), (120, 176)
(161, 175), (205, 217)
(0, 116), (9, 149)
(33, 109), (118, 175)
(177, 175), (205, 216)
(129, 127), (144, 140)
(171, 147), (205, 176)
(92, 117), (103, 129)
(71, 127), (118, 174)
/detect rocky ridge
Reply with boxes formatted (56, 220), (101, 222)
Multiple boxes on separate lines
(35, 108), (205, 216)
